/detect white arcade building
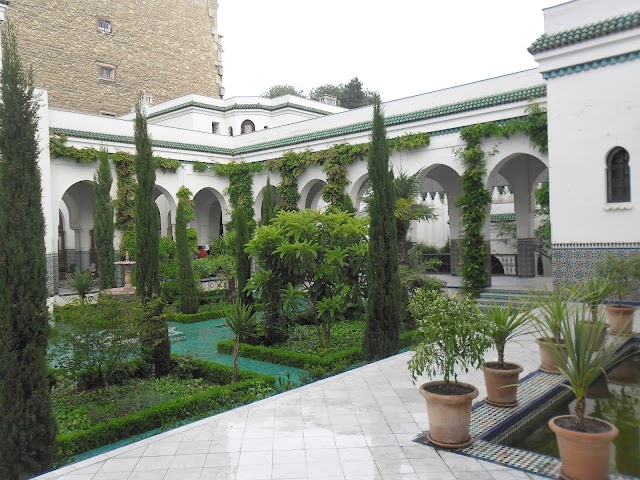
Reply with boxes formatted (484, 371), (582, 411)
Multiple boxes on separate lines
(21, 0), (640, 296)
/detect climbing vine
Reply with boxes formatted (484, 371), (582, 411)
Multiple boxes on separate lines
(212, 162), (263, 214)
(456, 104), (548, 296)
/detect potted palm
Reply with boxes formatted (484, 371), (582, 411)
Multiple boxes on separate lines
(573, 277), (614, 349)
(596, 254), (640, 334)
(481, 302), (531, 407)
(542, 306), (629, 480)
(534, 287), (577, 374)
(407, 289), (492, 448)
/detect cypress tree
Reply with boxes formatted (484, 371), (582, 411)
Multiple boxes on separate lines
(94, 149), (116, 289)
(134, 103), (160, 299)
(176, 187), (199, 314)
(260, 177), (275, 226)
(233, 207), (252, 306)
(0, 24), (58, 479)
(363, 96), (401, 360)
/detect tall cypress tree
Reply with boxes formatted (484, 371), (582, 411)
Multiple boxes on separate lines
(94, 149), (116, 289)
(363, 97), (401, 360)
(260, 177), (275, 226)
(233, 207), (252, 306)
(0, 24), (58, 479)
(176, 187), (199, 314)
(134, 103), (159, 300)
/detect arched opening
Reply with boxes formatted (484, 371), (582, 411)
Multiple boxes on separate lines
(59, 181), (97, 273)
(153, 186), (177, 239)
(256, 183), (279, 222)
(241, 119), (255, 134)
(606, 147), (630, 203)
(193, 188), (227, 245)
(299, 179), (328, 211)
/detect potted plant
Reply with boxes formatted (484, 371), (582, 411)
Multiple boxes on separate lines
(572, 277), (614, 349)
(595, 254), (640, 334)
(407, 289), (492, 448)
(533, 287), (577, 374)
(58, 264), (67, 280)
(543, 306), (629, 480)
(481, 302), (531, 407)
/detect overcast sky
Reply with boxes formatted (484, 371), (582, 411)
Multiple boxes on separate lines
(218, 0), (565, 102)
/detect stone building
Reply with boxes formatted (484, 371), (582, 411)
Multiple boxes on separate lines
(2, 0), (223, 115)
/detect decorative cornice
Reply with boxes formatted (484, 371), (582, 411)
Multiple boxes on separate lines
(529, 11), (640, 54)
(49, 127), (233, 155)
(49, 84), (546, 158)
(541, 50), (640, 79)
(490, 213), (516, 223)
(553, 242), (640, 249)
(147, 100), (333, 119)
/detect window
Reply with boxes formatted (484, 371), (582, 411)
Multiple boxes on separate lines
(99, 65), (115, 81)
(98, 18), (112, 34)
(241, 119), (255, 134)
(606, 147), (630, 203)
(100, 111), (117, 117)
(228, 126), (233, 137)
(212, 122), (220, 134)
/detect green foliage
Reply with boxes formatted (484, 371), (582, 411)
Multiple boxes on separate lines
(261, 84), (305, 98)
(534, 287), (578, 343)
(111, 151), (137, 232)
(66, 268), (97, 305)
(595, 254), (640, 304)
(139, 297), (171, 377)
(233, 207), (252, 306)
(0, 23), (58, 477)
(364, 96), (402, 360)
(192, 161), (210, 173)
(266, 151), (306, 211)
(407, 289), (492, 384)
(338, 77), (376, 109)
(223, 302), (262, 382)
(537, 306), (629, 431)
(94, 149), (116, 289)
(176, 187), (199, 314)
(164, 303), (232, 324)
(399, 266), (445, 328)
(246, 209), (368, 348)
(572, 277), (615, 322)
(50, 135), (100, 163)
(482, 302), (532, 365)
(134, 104), (160, 300)
(279, 321), (366, 353)
(49, 298), (142, 387)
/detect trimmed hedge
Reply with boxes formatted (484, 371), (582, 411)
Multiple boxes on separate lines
(55, 357), (275, 461)
(217, 328), (418, 371)
(165, 303), (232, 323)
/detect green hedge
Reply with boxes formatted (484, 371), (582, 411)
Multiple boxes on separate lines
(165, 303), (232, 323)
(56, 380), (267, 460)
(173, 355), (275, 386)
(217, 329), (418, 371)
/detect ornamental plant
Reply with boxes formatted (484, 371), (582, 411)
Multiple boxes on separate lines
(483, 302), (532, 367)
(94, 148), (116, 289)
(176, 187), (199, 314)
(595, 254), (640, 305)
(573, 277), (615, 323)
(67, 267), (97, 306)
(223, 301), (262, 382)
(407, 289), (492, 384)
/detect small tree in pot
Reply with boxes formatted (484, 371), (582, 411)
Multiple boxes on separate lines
(573, 277), (615, 349)
(542, 305), (629, 480)
(481, 302), (532, 407)
(407, 289), (492, 448)
(595, 254), (640, 334)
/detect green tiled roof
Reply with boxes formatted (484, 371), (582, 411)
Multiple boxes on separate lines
(50, 84), (546, 158)
(542, 50), (640, 79)
(491, 213), (516, 223)
(147, 100), (333, 119)
(49, 127), (233, 155)
(529, 12), (640, 54)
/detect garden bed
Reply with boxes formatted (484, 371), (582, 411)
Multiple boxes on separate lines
(52, 357), (275, 463)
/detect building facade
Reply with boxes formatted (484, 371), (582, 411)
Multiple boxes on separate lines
(2, 0), (223, 115)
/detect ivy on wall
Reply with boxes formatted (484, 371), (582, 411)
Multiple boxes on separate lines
(456, 104), (548, 296)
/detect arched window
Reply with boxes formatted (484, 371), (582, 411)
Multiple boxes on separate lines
(606, 147), (630, 203)
(228, 126), (233, 137)
(241, 119), (255, 134)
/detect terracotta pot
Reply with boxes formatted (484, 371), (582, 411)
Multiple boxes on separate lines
(535, 338), (567, 374)
(419, 380), (478, 449)
(584, 322), (607, 350)
(481, 362), (523, 407)
(605, 305), (635, 335)
(549, 415), (618, 480)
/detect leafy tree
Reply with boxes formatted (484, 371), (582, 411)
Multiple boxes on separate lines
(363, 96), (402, 361)
(261, 84), (305, 99)
(176, 187), (199, 314)
(0, 23), (58, 478)
(223, 301), (261, 382)
(340, 77), (376, 109)
(139, 296), (171, 377)
(260, 177), (276, 226)
(94, 149), (116, 289)
(247, 209), (368, 348)
(134, 103), (160, 300)
(308, 84), (342, 101)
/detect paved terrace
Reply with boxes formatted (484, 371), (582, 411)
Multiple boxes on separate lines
(35, 331), (559, 480)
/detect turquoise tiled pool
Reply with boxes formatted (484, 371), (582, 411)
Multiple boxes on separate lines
(168, 318), (306, 384)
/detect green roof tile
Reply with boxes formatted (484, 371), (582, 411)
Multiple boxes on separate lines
(491, 213), (516, 223)
(147, 100), (333, 119)
(529, 12), (640, 54)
